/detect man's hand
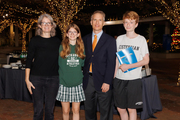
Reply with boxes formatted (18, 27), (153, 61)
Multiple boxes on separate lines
(101, 83), (110, 93)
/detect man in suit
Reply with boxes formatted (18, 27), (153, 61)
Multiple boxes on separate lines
(83, 10), (116, 120)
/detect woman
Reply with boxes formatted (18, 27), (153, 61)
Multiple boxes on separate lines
(25, 14), (61, 120)
(56, 23), (85, 120)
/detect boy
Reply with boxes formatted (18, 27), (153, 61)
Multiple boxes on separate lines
(113, 11), (149, 120)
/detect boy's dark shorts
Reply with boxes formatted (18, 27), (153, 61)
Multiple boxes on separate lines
(113, 77), (143, 109)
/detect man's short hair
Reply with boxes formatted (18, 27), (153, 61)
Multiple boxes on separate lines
(123, 11), (139, 23)
(91, 10), (105, 21)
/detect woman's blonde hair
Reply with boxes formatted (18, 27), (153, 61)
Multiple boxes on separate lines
(60, 23), (85, 59)
(35, 13), (56, 37)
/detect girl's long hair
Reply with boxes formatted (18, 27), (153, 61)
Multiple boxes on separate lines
(60, 23), (85, 59)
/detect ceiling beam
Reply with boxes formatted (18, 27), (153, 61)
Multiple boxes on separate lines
(104, 16), (166, 26)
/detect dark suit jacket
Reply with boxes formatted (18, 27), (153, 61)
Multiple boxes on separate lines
(83, 32), (116, 91)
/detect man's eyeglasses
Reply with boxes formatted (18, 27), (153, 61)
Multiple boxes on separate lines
(41, 22), (52, 26)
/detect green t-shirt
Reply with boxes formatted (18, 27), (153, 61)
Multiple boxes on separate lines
(58, 44), (84, 87)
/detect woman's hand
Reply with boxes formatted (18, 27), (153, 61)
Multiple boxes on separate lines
(25, 80), (35, 94)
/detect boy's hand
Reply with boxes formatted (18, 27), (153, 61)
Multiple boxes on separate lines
(119, 64), (129, 72)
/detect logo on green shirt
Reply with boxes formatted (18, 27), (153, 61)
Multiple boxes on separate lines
(66, 53), (79, 67)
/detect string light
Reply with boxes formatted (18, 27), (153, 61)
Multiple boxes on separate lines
(46, 0), (86, 34)
(155, 0), (180, 30)
(14, 19), (37, 51)
(0, 0), (86, 51)
(0, 0), (179, 51)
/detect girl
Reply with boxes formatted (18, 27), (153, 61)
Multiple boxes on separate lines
(56, 23), (85, 120)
